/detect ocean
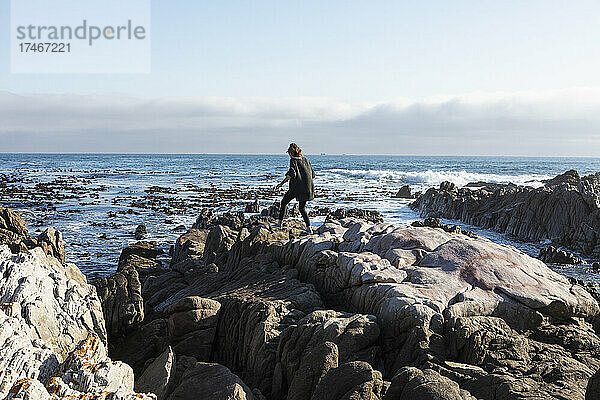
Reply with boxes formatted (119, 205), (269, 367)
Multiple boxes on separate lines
(1, 153), (599, 282)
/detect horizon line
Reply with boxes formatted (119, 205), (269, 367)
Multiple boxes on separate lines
(0, 152), (598, 158)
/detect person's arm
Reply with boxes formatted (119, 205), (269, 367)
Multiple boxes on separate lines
(275, 160), (295, 190)
(275, 175), (291, 190)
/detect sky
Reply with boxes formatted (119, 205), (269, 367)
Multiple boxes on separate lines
(1, 0), (600, 155)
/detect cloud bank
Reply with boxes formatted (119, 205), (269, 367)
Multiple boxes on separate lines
(1, 88), (600, 155)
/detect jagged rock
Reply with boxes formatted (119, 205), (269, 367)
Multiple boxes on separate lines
(539, 245), (583, 264)
(261, 201), (299, 219)
(311, 361), (383, 400)
(137, 216), (600, 400)
(135, 224), (148, 240)
(167, 297), (221, 360)
(51, 336), (143, 397)
(410, 170), (600, 259)
(135, 346), (176, 400)
(439, 181), (457, 192)
(285, 341), (338, 400)
(171, 228), (208, 266)
(202, 225), (238, 267)
(0, 207), (28, 243)
(544, 169), (581, 188)
(118, 241), (165, 282)
(326, 208), (384, 224)
(191, 208), (215, 229)
(167, 362), (255, 400)
(0, 245), (151, 400)
(411, 218), (476, 238)
(394, 185), (413, 199)
(0, 246), (106, 358)
(92, 267), (144, 341)
(246, 200), (260, 213)
(36, 227), (65, 264)
(193, 209), (246, 231)
(384, 367), (474, 400)
(276, 311), (381, 399)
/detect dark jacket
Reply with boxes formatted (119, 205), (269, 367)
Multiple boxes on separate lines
(286, 157), (315, 201)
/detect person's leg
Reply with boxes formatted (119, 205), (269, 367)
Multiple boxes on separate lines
(299, 200), (310, 229)
(278, 191), (294, 223)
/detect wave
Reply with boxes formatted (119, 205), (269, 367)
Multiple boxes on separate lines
(321, 168), (552, 188)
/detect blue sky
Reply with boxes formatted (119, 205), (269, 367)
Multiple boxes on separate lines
(1, 0), (600, 154)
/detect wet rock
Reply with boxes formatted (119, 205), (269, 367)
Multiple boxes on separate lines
(326, 208), (384, 224)
(261, 200), (299, 219)
(394, 185), (413, 199)
(411, 218), (476, 238)
(544, 169), (581, 188)
(135, 346), (176, 400)
(539, 245), (583, 264)
(167, 362), (255, 400)
(245, 199), (260, 213)
(135, 224), (148, 240)
(193, 209), (246, 231)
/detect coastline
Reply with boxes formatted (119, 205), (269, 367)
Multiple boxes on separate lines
(1, 195), (600, 398)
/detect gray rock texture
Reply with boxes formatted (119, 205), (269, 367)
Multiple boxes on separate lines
(0, 244), (153, 400)
(102, 208), (600, 400)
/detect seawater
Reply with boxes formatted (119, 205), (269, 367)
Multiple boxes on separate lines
(1, 154), (599, 282)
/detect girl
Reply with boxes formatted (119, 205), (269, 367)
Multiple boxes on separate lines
(274, 143), (315, 233)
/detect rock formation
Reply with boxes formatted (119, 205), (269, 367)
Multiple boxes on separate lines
(394, 185), (413, 199)
(0, 207), (67, 263)
(100, 208), (600, 400)
(0, 243), (153, 399)
(410, 170), (600, 259)
(539, 245), (583, 264)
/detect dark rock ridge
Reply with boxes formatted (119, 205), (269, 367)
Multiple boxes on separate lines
(394, 185), (413, 199)
(96, 207), (600, 400)
(410, 170), (600, 259)
(539, 245), (583, 265)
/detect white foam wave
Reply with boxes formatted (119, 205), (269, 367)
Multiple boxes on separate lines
(321, 168), (552, 188)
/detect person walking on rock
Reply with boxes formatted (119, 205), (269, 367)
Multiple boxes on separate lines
(274, 143), (315, 233)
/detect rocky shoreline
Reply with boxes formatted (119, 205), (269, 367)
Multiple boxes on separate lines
(410, 170), (600, 263)
(2, 204), (600, 399)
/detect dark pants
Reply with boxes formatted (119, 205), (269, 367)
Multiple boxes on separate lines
(279, 191), (310, 228)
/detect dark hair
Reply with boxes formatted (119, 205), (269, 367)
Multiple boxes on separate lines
(287, 143), (302, 157)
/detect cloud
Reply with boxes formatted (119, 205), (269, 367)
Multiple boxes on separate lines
(1, 88), (600, 155)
